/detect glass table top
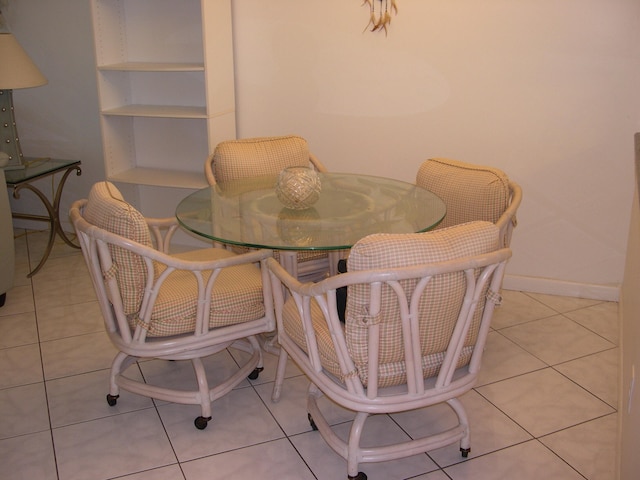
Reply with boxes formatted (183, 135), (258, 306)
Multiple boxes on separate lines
(176, 172), (446, 251)
(4, 158), (81, 185)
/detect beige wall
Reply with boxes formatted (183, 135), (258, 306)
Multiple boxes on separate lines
(5, 0), (640, 299)
(231, 0), (640, 299)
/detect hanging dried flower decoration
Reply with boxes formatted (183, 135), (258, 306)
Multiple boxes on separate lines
(362, 0), (398, 36)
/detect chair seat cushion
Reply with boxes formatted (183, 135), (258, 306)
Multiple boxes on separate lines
(143, 248), (266, 337)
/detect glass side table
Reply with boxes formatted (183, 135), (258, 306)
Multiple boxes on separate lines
(5, 157), (82, 277)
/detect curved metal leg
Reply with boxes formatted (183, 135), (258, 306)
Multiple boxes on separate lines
(14, 183), (56, 277)
(50, 165), (82, 248)
(12, 164), (81, 277)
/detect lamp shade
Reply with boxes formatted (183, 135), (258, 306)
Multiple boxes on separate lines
(0, 33), (46, 89)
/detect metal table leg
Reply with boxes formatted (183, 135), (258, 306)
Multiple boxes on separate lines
(11, 164), (82, 277)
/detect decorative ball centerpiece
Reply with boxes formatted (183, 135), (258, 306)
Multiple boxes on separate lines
(275, 166), (321, 210)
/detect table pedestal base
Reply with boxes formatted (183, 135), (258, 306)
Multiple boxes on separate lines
(262, 250), (342, 355)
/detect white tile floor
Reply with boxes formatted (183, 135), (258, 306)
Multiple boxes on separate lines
(0, 229), (619, 480)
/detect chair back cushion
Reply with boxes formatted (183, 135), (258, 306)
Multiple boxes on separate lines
(346, 221), (500, 387)
(416, 158), (510, 229)
(212, 135), (310, 182)
(82, 181), (153, 316)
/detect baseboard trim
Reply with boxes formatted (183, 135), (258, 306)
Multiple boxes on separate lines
(503, 274), (620, 302)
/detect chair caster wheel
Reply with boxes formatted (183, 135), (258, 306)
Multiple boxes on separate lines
(460, 447), (471, 457)
(348, 473), (367, 480)
(308, 413), (318, 431)
(106, 394), (119, 406)
(247, 366), (264, 380)
(194, 416), (212, 430)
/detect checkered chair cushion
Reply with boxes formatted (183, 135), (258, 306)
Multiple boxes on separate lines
(83, 182), (266, 337)
(416, 158), (511, 230)
(281, 221), (500, 388)
(83, 182), (152, 317)
(208, 135), (330, 276)
(212, 135), (311, 183)
(282, 297), (343, 377)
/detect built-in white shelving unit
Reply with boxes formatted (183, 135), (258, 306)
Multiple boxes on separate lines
(90, 0), (236, 194)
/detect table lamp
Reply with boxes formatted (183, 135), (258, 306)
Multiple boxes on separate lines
(0, 32), (47, 169)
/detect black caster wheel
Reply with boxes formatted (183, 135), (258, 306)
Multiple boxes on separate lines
(194, 415), (211, 430)
(307, 413), (318, 431)
(348, 472), (367, 480)
(460, 447), (471, 457)
(0, 293), (6, 307)
(247, 366), (264, 380)
(106, 394), (119, 406)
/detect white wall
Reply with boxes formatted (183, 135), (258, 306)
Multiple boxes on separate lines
(3, 0), (104, 227)
(5, 0), (640, 299)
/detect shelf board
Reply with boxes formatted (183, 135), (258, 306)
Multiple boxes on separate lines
(98, 62), (205, 72)
(108, 168), (208, 190)
(102, 105), (207, 118)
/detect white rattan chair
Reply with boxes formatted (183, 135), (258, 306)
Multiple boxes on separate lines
(416, 158), (522, 247)
(268, 221), (511, 480)
(70, 181), (275, 430)
(205, 135), (337, 281)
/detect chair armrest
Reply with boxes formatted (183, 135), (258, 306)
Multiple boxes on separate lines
(153, 244), (273, 273)
(171, 247), (273, 271)
(205, 152), (217, 186)
(495, 180), (523, 247)
(145, 216), (178, 229)
(310, 153), (328, 173)
(86, 216), (272, 273)
(268, 249), (513, 297)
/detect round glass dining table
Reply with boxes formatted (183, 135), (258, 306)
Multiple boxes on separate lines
(175, 172), (446, 252)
